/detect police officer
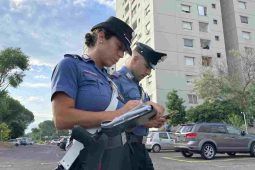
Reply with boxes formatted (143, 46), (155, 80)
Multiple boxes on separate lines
(51, 16), (165, 170)
(112, 42), (167, 170)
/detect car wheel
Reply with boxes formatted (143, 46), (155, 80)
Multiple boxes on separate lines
(250, 142), (255, 157)
(201, 143), (216, 160)
(152, 144), (161, 153)
(227, 152), (236, 156)
(181, 151), (193, 158)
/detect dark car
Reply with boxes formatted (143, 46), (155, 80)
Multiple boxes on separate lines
(174, 123), (255, 160)
(59, 137), (68, 150)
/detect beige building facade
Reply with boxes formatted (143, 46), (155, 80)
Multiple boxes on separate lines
(221, 0), (255, 75)
(115, 0), (229, 108)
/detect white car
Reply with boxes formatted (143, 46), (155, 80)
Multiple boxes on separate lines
(145, 131), (175, 152)
(9, 139), (20, 146)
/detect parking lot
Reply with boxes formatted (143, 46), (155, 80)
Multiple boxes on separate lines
(0, 145), (255, 170)
(151, 151), (255, 170)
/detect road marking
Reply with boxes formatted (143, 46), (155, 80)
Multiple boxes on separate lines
(0, 165), (12, 168)
(162, 156), (255, 164)
(40, 162), (57, 165)
(162, 157), (210, 163)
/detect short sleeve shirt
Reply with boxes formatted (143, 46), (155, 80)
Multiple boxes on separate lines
(112, 66), (150, 136)
(51, 54), (123, 111)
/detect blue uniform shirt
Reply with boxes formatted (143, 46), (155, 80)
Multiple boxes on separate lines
(51, 54), (123, 113)
(112, 66), (150, 136)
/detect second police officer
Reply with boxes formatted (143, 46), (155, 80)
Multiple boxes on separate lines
(112, 42), (167, 170)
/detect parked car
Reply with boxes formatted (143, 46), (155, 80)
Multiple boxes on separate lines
(174, 123), (255, 160)
(59, 137), (68, 150)
(16, 137), (34, 145)
(50, 139), (61, 145)
(26, 138), (34, 145)
(145, 131), (175, 152)
(8, 139), (20, 146)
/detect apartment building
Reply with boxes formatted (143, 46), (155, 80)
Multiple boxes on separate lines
(221, 0), (255, 75)
(115, 0), (228, 108)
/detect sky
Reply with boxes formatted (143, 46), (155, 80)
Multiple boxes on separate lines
(0, 0), (116, 133)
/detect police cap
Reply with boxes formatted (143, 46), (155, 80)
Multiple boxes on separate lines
(91, 16), (134, 55)
(135, 42), (167, 69)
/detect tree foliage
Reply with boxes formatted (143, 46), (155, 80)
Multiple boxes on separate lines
(0, 48), (29, 91)
(28, 120), (69, 142)
(0, 123), (11, 141)
(166, 90), (186, 126)
(0, 94), (34, 138)
(186, 100), (243, 127)
(194, 49), (255, 124)
(0, 47), (33, 138)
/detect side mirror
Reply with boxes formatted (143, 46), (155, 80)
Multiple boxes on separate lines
(241, 131), (246, 136)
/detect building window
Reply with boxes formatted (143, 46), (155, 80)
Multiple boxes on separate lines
(131, 5), (137, 17)
(244, 47), (254, 54)
(240, 16), (248, 24)
(125, 17), (129, 25)
(200, 39), (211, 49)
(146, 74), (152, 85)
(145, 38), (151, 45)
(199, 22), (208, 32)
(132, 20), (137, 30)
(182, 21), (192, 30)
(186, 75), (193, 84)
(181, 4), (191, 13)
(184, 38), (193, 47)
(145, 4), (150, 15)
(213, 19), (218, 24)
(238, 1), (247, 9)
(215, 35), (219, 41)
(145, 21), (151, 34)
(198, 5), (207, 16)
(217, 53), (221, 58)
(125, 4), (129, 14)
(185, 56), (195, 66)
(212, 3), (216, 8)
(202, 56), (212, 66)
(242, 31), (251, 40)
(188, 94), (198, 104)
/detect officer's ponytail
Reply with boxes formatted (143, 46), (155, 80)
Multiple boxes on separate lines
(85, 28), (114, 47)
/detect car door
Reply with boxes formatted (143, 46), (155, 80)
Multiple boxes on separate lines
(225, 125), (250, 151)
(167, 133), (176, 149)
(158, 132), (170, 149)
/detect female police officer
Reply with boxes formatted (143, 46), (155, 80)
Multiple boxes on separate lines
(51, 16), (164, 170)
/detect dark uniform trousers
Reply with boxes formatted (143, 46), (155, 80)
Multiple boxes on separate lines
(126, 133), (154, 170)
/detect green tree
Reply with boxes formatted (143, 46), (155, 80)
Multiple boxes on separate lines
(186, 100), (243, 127)
(194, 49), (255, 124)
(37, 120), (69, 140)
(166, 90), (186, 126)
(0, 123), (11, 141)
(0, 95), (34, 138)
(0, 48), (29, 92)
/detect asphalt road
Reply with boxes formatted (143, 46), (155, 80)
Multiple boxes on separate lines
(0, 144), (255, 170)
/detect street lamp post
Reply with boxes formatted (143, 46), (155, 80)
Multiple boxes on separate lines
(242, 112), (248, 134)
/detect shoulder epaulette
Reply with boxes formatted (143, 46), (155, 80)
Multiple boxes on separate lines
(64, 54), (82, 60)
(111, 71), (121, 78)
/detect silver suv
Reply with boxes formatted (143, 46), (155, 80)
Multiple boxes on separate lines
(174, 123), (255, 160)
